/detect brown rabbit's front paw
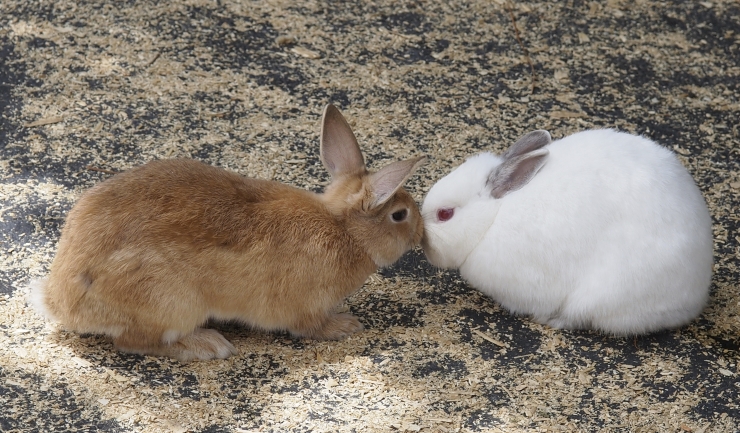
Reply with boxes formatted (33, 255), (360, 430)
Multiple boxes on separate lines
(294, 313), (365, 341)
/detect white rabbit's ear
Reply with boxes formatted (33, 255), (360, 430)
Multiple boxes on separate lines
(368, 156), (426, 208)
(502, 130), (552, 160)
(488, 149), (549, 199)
(320, 104), (366, 177)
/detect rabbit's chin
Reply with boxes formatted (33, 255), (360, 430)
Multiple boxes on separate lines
(421, 237), (463, 270)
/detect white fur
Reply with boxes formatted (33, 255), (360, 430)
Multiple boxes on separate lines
(162, 329), (183, 344)
(422, 129), (714, 335)
(27, 278), (57, 321)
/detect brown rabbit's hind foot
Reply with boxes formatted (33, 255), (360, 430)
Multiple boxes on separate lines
(114, 328), (237, 362)
(292, 313), (364, 341)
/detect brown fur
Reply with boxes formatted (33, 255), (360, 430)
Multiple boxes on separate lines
(33, 105), (425, 361)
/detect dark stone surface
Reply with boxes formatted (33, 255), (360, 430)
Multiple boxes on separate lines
(1, 0), (738, 431)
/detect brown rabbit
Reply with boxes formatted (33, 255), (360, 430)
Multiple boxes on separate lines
(30, 104), (426, 361)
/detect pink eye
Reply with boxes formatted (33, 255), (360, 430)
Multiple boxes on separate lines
(437, 208), (454, 222)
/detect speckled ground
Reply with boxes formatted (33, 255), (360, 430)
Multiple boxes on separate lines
(1, 0), (739, 432)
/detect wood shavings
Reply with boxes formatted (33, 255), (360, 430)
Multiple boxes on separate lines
(275, 35), (296, 46)
(549, 110), (586, 119)
(290, 46), (321, 59)
(674, 145), (692, 155)
(84, 166), (120, 175)
(471, 329), (509, 348)
(504, 0), (536, 93)
(553, 69), (569, 81)
(143, 52), (160, 68)
(1, 0), (739, 432)
(23, 116), (64, 128)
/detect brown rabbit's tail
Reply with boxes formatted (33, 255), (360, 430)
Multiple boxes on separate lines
(28, 278), (59, 322)
(28, 277), (126, 338)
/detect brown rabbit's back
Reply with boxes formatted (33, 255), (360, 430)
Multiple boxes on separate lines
(46, 159), (376, 336)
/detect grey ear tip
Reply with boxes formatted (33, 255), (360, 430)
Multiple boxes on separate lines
(534, 129), (552, 141)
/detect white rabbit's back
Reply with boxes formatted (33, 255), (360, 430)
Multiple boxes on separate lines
(462, 129), (713, 334)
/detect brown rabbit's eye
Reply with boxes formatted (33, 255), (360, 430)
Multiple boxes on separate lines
(437, 208), (454, 222)
(391, 209), (408, 222)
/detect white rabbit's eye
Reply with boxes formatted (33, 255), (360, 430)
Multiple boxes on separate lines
(391, 209), (408, 222)
(437, 208), (454, 222)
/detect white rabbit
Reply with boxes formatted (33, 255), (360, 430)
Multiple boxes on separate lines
(422, 129), (713, 335)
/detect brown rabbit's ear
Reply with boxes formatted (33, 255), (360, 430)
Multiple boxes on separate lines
(368, 156), (426, 208)
(320, 104), (366, 178)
